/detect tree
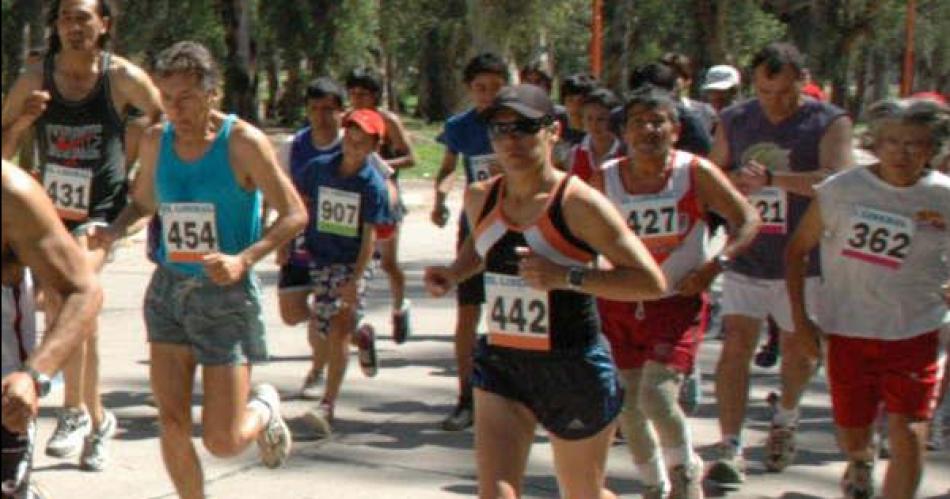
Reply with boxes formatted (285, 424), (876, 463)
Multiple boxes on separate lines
(218, 0), (259, 122)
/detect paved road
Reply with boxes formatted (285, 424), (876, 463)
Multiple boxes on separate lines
(30, 180), (950, 498)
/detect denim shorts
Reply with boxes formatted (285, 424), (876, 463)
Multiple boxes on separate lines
(144, 266), (267, 365)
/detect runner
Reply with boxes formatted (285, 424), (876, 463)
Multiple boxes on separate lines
(2, 161), (102, 498)
(661, 52), (718, 135)
(707, 42), (854, 490)
(786, 98), (949, 499)
(430, 52), (509, 431)
(345, 67), (415, 343)
(590, 87), (759, 498)
(1, 0), (162, 471)
(701, 65), (741, 116)
(568, 87), (622, 181)
(558, 72), (598, 147)
(297, 109), (393, 436)
(424, 84), (666, 499)
(90, 41), (304, 498)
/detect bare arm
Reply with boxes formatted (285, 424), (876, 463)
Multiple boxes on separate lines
(2, 164), (101, 377)
(99, 125), (162, 242)
(113, 58), (163, 124)
(430, 150), (459, 226)
(696, 161), (761, 261)
(785, 200), (825, 358)
(381, 110), (415, 170)
(771, 116), (853, 197)
(1, 68), (46, 160)
(560, 179), (667, 301)
(708, 121), (730, 170)
(230, 124), (307, 268)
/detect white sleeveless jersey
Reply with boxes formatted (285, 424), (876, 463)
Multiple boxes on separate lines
(2, 269), (36, 376)
(815, 167), (950, 340)
(601, 150), (710, 295)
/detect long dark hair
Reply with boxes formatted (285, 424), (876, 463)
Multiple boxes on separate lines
(46, 0), (113, 55)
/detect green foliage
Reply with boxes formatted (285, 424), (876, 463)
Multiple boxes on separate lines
(115, 1), (227, 66)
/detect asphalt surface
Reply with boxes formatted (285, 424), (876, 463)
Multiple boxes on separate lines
(29, 180), (950, 498)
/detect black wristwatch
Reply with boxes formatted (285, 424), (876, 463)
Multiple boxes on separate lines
(565, 266), (586, 291)
(22, 366), (52, 398)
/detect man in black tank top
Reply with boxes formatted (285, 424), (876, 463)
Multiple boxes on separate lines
(1, 0), (162, 473)
(345, 68), (417, 344)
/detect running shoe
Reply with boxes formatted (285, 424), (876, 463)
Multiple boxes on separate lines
(840, 460), (874, 499)
(441, 398), (473, 431)
(706, 443), (745, 491)
(754, 335), (780, 368)
(678, 366), (702, 415)
(79, 410), (117, 471)
(46, 408), (91, 458)
(392, 300), (412, 344)
(764, 424), (797, 471)
(300, 368), (323, 400)
(303, 400), (334, 437)
(250, 384), (292, 469)
(669, 454), (705, 499)
(356, 323), (379, 377)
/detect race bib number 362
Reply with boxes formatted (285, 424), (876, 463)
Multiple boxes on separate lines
(160, 203), (218, 262)
(841, 206), (914, 270)
(485, 272), (550, 352)
(44, 164), (92, 221)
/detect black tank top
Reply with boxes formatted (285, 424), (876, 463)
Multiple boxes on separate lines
(35, 52), (127, 226)
(474, 176), (601, 353)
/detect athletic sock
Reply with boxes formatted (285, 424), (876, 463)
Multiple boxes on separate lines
(773, 405), (800, 427)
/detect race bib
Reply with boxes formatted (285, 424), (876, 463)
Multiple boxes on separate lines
(469, 154), (497, 182)
(317, 187), (361, 237)
(485, 272), (550, 352)
(160, 203), (218, 262)
(841, 206), (914, 270)
(749, 187), (787, 234)
(621, 197), (682, 254)
(43, 164), (92, 221)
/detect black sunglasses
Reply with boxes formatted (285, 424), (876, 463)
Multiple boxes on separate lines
(487, 118), (550, 139)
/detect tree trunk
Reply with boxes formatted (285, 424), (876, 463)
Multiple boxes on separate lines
(603, 0), (634, 92)
(306, 0), (339, 77)
(218, 0), (259, 123)
(3, 0), (44, 94)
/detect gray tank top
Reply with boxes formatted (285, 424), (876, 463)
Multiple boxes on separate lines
(35, 52), (127, 229)
(721, 98), (845, 279)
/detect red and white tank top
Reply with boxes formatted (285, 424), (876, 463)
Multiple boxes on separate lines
(569, 134), (622, 182)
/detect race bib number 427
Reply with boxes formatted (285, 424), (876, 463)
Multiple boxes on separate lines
(44, 164), (92, 221)
(160, 203), (218, 262)
(485, 272), (550, 352)
(841, 206), (914, 270)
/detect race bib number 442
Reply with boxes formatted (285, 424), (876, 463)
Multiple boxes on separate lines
(841, 206), (914, 270)
(485, 272), (550, 352)
(44, 164), (92, 221)
(160, 203), (218, 262)
(317, 187), (361, 237)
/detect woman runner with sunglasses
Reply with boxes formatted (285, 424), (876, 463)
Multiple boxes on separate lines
(425, 85), (666, 499)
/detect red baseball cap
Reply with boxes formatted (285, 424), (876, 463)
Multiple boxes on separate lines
(344, 109), (386, 138)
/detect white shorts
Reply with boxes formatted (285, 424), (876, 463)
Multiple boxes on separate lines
(719, 271), (819, 332)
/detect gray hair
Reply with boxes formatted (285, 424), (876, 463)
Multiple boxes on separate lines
(863, 97), (950, 152)
(153, 41), (221, 94)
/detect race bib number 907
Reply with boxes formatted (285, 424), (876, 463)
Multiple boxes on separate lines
(317, 187), (361, 238)
(44, 164), (92, 221)
(160, 203), (218, 262)
(841, 206), (914, 270)
(485, 272), (550, 352)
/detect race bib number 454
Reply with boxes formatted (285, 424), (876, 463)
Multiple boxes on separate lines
(841, 206), (914, 270)
(160, 203), (218, 262)
(44, 164), (92, 221)
(485, 272), (550, 352)
(317, 187), (361, 238)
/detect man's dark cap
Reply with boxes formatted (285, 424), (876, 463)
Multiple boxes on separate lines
(480, 84), (556, 121)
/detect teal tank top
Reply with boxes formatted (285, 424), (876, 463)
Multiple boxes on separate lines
(154, 115), (262, 277)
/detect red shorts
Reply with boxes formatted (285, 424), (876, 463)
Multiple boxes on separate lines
(599, 294), (707, 373)
(375, 223), (397, 241)
(827, 331), (943, 428)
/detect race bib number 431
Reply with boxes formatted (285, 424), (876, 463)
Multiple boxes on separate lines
(841, 206), (914, 270)
(317, 187), (361, 237)
(485, 272), (550, 352)
(160, 203), (218, 262)
(749, 187), (787, 234)
(44, 164), (92, 221)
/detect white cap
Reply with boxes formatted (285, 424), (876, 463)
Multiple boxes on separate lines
(702, 65), (741, 91)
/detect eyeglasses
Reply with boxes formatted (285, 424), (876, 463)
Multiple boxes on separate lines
(487, 118), (549, 139)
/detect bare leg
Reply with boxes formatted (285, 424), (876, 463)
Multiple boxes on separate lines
(715, 315), (762, 442)
(377, 228), (405, 311)
(200, 363), (266, 457)
(455, 304), (481, 398)
(474, 389), (535, 499)
(550, 420), (617, 499)
(323, 308), (357, 404)
(883, 414), (928, 499)
(151, 344), (203, 499)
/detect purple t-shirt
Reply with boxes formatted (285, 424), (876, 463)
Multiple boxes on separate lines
(721, 98), (846, 279)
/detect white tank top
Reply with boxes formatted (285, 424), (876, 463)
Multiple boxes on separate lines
(2, 269), (36, 376)
(815, 167), (950, 340)
(601, 150), (710, 295)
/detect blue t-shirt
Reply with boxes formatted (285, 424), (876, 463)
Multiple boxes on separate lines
(286, 128), (343, 266)
(304, 152), (391, 266)
(436, 108), (495, 184)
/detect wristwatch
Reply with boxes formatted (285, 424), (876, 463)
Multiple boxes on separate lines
(713, 253), (732, 272)
(22, 366), (52, 398)
(565, 266), (586, 291)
